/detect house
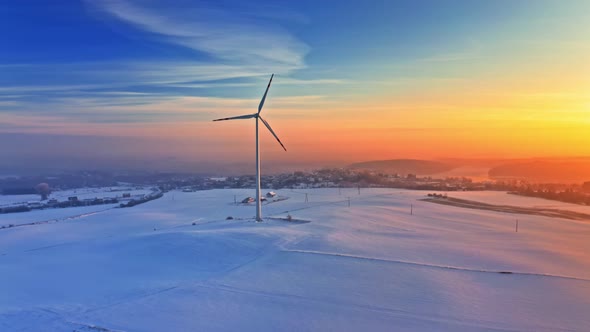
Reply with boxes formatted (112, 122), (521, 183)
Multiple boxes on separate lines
(82, 198), (95, 206)
(242, 197), (255, 203)
(209, 177), (227, 182)
(27, 201), (43, 209)
(266, 191), (276, 198)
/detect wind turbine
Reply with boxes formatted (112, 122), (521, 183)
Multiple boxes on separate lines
(213, 74), (286, 222)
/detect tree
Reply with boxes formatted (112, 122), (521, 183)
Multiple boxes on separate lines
(35, 183), (51, 200)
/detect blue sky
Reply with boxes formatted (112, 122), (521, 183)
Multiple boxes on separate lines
(1, 1), (589, 173)
(1, 0), (572, 112)
(2, 1), (587, 113)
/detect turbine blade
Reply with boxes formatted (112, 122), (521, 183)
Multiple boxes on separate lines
(259, 116), (286, 151)
(212, 113), (257, 121)
(257, 74), (274, 114)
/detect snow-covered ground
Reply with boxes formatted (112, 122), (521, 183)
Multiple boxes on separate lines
(0, 186), (154, 207)
(1, 189), (589, 331)
(0, 187), (156, 227)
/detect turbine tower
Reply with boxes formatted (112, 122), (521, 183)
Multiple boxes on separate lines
(213, 74), (286, 222)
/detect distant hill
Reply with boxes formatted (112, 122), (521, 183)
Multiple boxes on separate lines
(348, 159), (454, 175)
(489, 160), (590, 183)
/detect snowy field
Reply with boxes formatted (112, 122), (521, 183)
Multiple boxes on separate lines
(0, 186), (154, 207)
(1, 189), (589, 331)
(0, 187), (156, 227)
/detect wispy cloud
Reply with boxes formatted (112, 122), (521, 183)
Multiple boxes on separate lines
(0, 93), (331, 130)
(0, 84), (110, 93)
(87, 0), (309, 72)
(0, 2), (348, 132)
(0, 101), (18, 107)
(0, 60), (347, 125)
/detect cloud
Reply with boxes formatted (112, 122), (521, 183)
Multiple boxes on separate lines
(0, 93), (332, 130)
(87, 0), (309, 72)
(1, 2), (332, 132)
(0, 101), (18, 107)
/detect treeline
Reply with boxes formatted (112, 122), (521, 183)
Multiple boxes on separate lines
(0, 197), (120, 214)
(510, 183), (590, 205)
(119, 192), (164, 208)
(57, 197), (119, 208)
(0, 205), (31, 214)
(1, 188), (36, 195)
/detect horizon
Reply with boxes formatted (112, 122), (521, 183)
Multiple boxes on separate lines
(1, 1), (589, 174)
(2, 130), (590, 177)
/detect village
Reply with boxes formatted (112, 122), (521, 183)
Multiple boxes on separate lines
(0, 185), (162, 215)
(2, 168), (590, 216)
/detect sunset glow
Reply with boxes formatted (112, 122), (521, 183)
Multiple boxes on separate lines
(1, 1), (589, 172)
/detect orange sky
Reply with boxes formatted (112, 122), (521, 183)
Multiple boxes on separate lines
(5, 61), (589, 164)
(1, 1), (589, 172)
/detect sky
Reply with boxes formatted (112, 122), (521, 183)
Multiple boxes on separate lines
(1, 0), (589, 174)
